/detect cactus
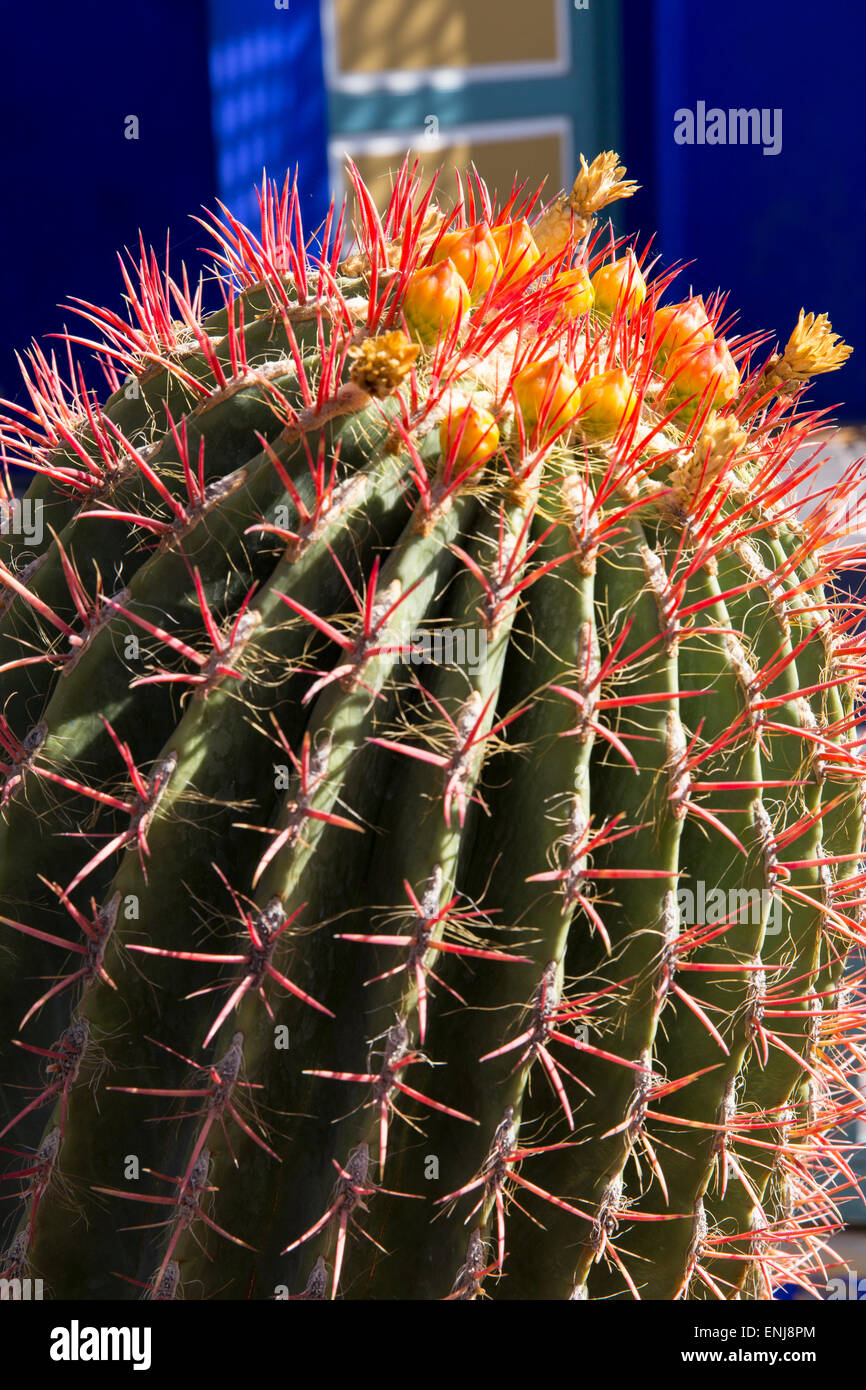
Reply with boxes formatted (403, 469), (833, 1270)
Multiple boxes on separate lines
(0, 152), (863, 1302)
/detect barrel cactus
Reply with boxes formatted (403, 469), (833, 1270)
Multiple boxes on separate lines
(0, 152), (862, 1301)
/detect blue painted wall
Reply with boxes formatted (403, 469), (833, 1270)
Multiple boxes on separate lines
(622, 0), (866, 419)
(207, 0), (329, 234)
(0, 0), (216, 409)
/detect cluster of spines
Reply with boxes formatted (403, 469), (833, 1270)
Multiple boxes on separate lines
(0, 152), (863, 1301)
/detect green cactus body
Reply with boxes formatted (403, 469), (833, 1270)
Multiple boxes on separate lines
(0, 155), (862, 1301)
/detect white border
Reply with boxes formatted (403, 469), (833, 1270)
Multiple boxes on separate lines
(321, 0), (571, 93)
(328, 117), (573, 202)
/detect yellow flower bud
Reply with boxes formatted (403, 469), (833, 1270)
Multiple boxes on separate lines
(439, 402), (500, 469)
(664, 339), (740, 411)
(552, 266), (594, 320)
(579, 368), (639, 437)
(491, 219), (540, 281)
(652, 297), (714, 363)
(431, 223), (502, 301)
(403, 261), (471, 344)
(590, 251), (647, 318)
(513, 359), (580, 444)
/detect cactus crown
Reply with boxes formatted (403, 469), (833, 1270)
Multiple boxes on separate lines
(0, 153), (862, 1302)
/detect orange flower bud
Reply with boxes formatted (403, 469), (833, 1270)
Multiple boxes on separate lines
(579, 368), (639, 437)
(431, 223), (502, 301)
(664, 339), (740, 411)
(513, 359), (580, 444)
(491, 218), (540, 281)
(590, 251), (647, 318)
(652, 297), (714, 363)
(403, 261), (470, 344)
(439, 402), (500, 469)
(552, 266), (594, 320)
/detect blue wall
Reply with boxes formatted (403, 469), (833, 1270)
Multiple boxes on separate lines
(623, 0), (866, 419)
(0, 1), (216, 409)
(0, 1), (333, 420)
(207, 0), (329, 234)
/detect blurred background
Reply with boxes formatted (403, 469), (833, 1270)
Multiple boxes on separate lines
(1, 0), (865, 1290)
